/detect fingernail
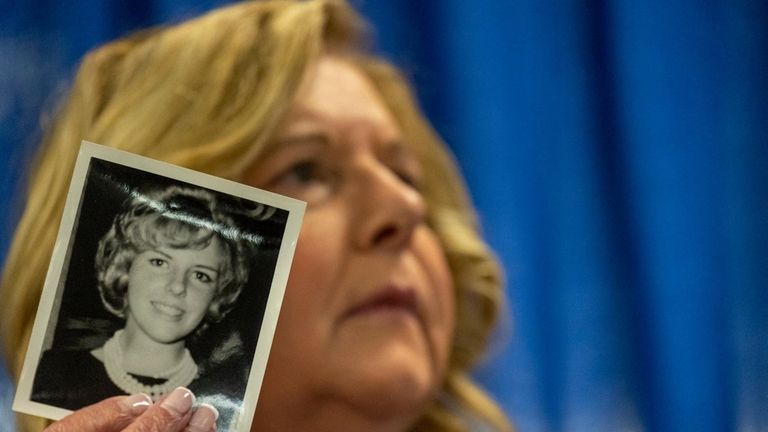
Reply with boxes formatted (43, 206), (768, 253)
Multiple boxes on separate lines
(189, 403), (219, 430)
(160, 387), (195, 416)
(119, 393), (152, 416)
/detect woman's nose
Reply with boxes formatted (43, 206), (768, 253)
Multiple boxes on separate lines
(353, 161), (426, 251)
(166, 269), (187, 296)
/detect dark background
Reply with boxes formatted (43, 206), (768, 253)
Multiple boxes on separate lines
(2, 1), (768, 431)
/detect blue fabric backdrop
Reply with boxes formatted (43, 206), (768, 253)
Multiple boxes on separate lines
(2, 1), (767, 431)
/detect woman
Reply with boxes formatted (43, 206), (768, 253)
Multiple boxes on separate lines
(0, 1), (512, 431)
(31, 186), (250, 411)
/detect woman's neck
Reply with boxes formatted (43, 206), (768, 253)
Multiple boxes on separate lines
(120, 322), (187, 377)
(252, 390), (418, 432)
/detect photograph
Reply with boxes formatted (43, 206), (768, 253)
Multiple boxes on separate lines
(13, 142), (304, 432)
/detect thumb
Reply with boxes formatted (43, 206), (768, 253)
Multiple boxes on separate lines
(123, 387), (196, 432)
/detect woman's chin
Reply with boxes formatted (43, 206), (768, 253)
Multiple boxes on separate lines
(344, 379), (435, 424)
(253, 350), (438, 432)
(326, 345), (440, 422)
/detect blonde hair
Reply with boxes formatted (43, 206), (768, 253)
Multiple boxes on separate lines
(0, 1), (512, 431)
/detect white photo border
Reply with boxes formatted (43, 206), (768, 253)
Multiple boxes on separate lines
(13, 141), (305, 431)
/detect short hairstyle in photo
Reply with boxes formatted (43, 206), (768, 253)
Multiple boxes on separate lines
(94, 186), (251, 324)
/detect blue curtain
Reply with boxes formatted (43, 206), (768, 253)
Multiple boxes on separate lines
(1, 1), (767, 431)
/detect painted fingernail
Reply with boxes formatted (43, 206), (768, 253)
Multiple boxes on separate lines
(189, 403), (219, 430)
(160, 387), (195, 416)
(119, 393), (152, 416)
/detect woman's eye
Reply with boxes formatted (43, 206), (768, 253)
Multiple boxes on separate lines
(390, 164), (424, 192)
(191, 271), (214, 284)
(268, 158), (335, 204)
(394, 170), (421, 190)
(287, 160), (320, 183)
(148, 258), (167, 267)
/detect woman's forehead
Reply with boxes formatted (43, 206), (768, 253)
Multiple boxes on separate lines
(287, 56), (399, 134)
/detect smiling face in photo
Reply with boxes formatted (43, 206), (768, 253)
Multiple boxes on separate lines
(124, 237), (225, 345)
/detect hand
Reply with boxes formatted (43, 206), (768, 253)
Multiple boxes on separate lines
(44, 387), (218, 432)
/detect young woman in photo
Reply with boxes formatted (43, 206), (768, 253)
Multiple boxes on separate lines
(32, 187), (250, 412)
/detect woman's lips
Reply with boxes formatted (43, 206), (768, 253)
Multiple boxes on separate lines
(151, 301), (184, 319)
(344, 286), (419, 319)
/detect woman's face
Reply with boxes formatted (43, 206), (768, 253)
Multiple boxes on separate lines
(124, 236), (226, 345)
(245, 56), (455, 426)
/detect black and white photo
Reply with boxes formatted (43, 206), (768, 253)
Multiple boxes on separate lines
(14, 142), (304, 431)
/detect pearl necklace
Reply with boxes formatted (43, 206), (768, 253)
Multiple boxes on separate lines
(102, 330), (199, 401)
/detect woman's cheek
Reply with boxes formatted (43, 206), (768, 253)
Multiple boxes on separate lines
(281, 211), (344, 333)
(418, 228), (457, 377)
